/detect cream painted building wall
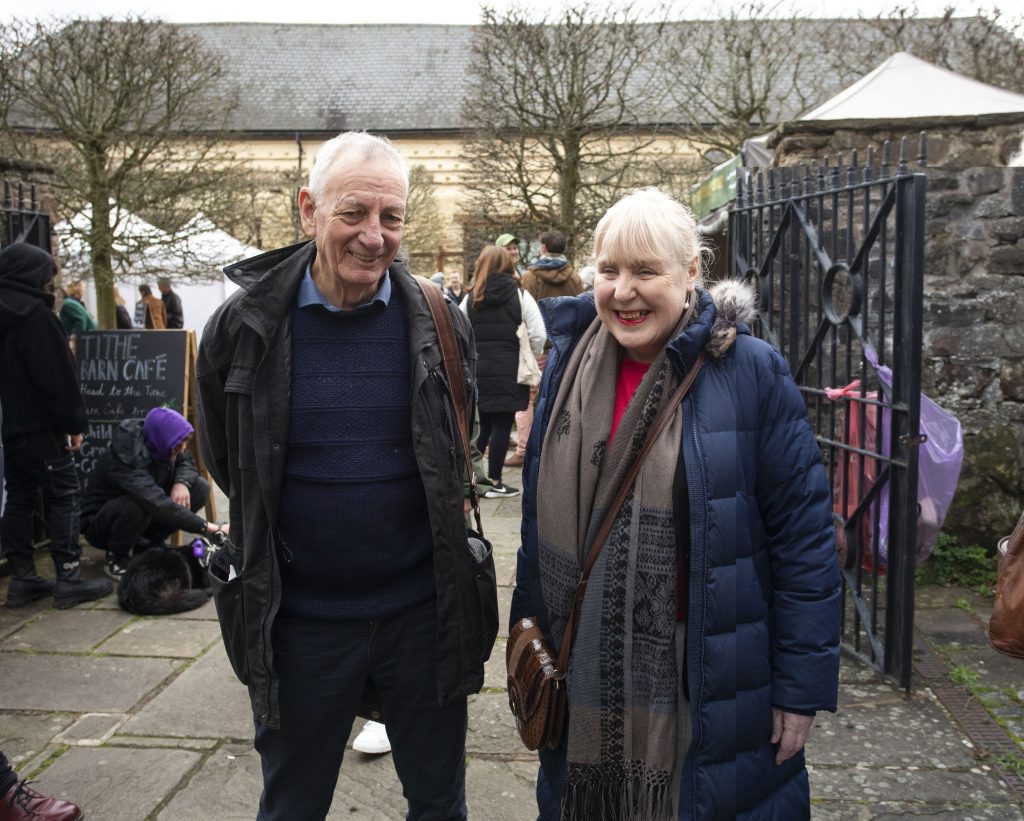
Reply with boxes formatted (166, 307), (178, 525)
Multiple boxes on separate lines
(233, 133), (703, 275)
(235, 134), (470, 271)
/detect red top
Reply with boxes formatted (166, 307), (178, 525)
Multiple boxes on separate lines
(610, 358), (686, 621)
(609, 357), (650, 445)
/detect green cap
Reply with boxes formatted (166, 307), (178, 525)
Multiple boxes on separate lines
(495, 233), (517, 247)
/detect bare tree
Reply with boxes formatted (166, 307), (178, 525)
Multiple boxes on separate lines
(825, 5), (1024, 94)
(460, 1), (693, 259)
(660, 2), (819, 157)
(402, 164), (446, 274)
(0, 17), (253, 327)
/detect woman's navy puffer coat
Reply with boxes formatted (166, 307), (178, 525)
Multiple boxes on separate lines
(510, 282), (842, 820)
(466, 271), (529, 414)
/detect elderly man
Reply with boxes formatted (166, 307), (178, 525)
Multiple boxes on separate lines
(196, 131), (495, 821)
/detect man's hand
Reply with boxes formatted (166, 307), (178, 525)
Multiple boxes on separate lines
(170, 482), (190, 508)
(66, 434), (83, 452)
(771, 708), (814, 765)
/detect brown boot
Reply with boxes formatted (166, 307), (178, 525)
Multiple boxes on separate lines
(0, 780), (83, 821)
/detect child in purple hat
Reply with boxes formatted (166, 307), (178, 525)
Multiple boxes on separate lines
(80, 406), (225, 579)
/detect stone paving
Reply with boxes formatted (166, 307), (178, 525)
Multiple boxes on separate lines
(1, 467), (1022, 820)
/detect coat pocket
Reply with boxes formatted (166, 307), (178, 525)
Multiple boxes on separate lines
(208, 545), (249, 685)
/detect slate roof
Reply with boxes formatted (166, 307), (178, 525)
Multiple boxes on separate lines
(15, 20), (1010, 136)
(187, 23), (477, 133)
(184, 18), (1003, 135)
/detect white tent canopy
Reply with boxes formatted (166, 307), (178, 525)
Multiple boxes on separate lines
(801, 52), (1024, 121)
(55, 205), (257, 338)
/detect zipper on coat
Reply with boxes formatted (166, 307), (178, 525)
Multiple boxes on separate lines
(251, 343), (281, 726)
(429, 368), (458, 472)
(685, 399), (709, 820)
(260, 527), (277, 724)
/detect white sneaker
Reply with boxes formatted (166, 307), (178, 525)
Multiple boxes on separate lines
(352, 720), (391, 754)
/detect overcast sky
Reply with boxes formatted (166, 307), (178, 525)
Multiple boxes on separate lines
(0, 0), (1003, 25)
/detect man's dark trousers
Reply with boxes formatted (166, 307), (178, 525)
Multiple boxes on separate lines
(82, 476), (210, 560)
(254, 596), (468, 821)
(0, 429), (81, 573)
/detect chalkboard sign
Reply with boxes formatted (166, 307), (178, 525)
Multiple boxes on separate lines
(75, 330), (189, 480)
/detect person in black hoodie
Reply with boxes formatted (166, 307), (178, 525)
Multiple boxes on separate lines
(0, 243), (112, 609)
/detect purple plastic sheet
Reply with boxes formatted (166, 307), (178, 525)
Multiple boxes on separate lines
(865, 346), (964, 566)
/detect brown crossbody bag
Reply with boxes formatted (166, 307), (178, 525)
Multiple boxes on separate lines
(506, 352), (705, 751)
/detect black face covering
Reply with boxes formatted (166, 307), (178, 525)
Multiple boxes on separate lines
(0, 243), (58, 308)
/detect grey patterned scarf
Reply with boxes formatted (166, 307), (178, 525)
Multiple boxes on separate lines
(537, 315), (686, 821)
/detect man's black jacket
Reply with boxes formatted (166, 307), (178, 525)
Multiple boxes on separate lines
(196, 240), (496, 730)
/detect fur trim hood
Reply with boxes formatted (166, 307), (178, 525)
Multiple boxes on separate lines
(705, 279), (758, 359)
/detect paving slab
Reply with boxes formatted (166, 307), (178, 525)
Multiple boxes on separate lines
(484, 635), (508, 692)
(114, 736), (218, 750)
(55, 712), (128, 746)
(812, 682), (975, 768)
(935, 644), (1024, 691)
(31, 745), (200, 821)
(120, 644), (253, 739)
(811, 801), (1022, 819)
(0, 654), (177, 712)
(96, 616), (221, 657)
(915, 607), (991, 647)
(811, 761), (1016, 806)
(467, 692), (535, 760)
(157, 744), (261, 820)
(172, 597), (219, 620)
(0, 712), (75, 767)
(0, 608), (134, 652)
(496, 586), (513, 636)
(0, 600), (52, 639)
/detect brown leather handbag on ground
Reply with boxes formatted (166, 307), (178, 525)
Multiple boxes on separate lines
(506, 353), (705, 751)
(989, 509), (1024, 659)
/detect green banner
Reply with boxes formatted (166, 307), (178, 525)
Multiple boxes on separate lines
(690, 154), (741, 220)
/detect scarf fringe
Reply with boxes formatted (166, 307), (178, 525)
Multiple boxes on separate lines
(563, 762), (675, 821)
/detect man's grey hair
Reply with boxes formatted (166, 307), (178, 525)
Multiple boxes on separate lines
(307, 131), (410, 202)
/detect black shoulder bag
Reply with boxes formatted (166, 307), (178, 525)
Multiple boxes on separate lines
(414, 277), (499, 661)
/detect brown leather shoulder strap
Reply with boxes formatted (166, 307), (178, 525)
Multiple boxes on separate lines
(414, 276), (482, 532)
(554, 351), (706, 678)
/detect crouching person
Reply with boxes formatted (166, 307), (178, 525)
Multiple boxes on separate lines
(81, 407), (224, 580)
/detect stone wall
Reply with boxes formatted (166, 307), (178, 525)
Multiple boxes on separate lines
(770, 114), (1024, 547)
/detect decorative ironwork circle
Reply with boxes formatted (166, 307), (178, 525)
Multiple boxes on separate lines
(822, 263), (863, 325)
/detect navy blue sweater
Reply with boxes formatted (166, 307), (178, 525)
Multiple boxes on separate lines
(276, 288), (435, 619)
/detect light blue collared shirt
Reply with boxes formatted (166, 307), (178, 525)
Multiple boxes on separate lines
(296, 263), (392, 316)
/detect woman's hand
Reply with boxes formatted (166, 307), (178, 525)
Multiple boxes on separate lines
(771, 708), (814, 764)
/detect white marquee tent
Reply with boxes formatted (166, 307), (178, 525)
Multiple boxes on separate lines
(800, 51), (1024, 121)
(55, 206), (258, 339)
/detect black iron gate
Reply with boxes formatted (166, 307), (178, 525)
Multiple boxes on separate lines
(729, 137), (927, 688)
(1, 179), (51, 250)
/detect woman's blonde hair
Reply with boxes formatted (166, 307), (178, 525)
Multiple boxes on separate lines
(592, 187), (710, 284)
(65, 280), (86, 299)
(470, 245), (515, 308)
